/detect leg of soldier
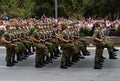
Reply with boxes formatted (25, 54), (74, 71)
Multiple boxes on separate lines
(60, 43), (71, 69)
(35, 44), (45, 68)
(67, 43), (77, 66)
(16, 42), (27, 61)
(5, 44), (13, 67)
(45, 41), (57, 59)
(27, 41), (34, 55)
(44, 42), (56, 64)
(22, 40), (33, 55)
(103, 37), (117, 59)
(94, 47), (104, 69)
(53, 39), (61, 57)
(74, 40), (85, 59)
(30, 41), (35, 52)
(50, 39), (61, 57)
(72, 53), (79, 62)
(77, 39), (90, 56)
(79, 38), (90, 53)
(11, 43), (19, 65)
(72, 40), (83, 62)
(20, 42), (28, 59)
(39, 43), (49, 67)
(61, 50), (68, 69)
(66, 51), (74, 66)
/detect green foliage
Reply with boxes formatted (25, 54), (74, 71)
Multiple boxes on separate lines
(116, 25), (120, 36)
(82, 27), (89, 36)
(29, 27), (36, 36)
(61, 23), (67, 31)
(0, 0), (35, 18)
(0, 0), (120, 18)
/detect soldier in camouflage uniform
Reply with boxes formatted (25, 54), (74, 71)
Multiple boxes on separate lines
(100, 23), (118, 59)
(60, 23), (79, 69)
(93, 23), (117, 69)
(31, 24), (49, 68)
(12, 25), (28, 62)
(2, 25), (18, 67)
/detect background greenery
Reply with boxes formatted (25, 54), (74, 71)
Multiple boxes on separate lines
(0, 0), (120, 19)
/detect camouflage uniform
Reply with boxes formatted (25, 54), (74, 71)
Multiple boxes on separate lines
(2, 29), (18, 67)
(60, 28), (78, 69)
(32, 29), (48, 68)
(93, 26), (116, 69)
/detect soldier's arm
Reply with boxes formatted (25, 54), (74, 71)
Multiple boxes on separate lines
(93, 30), (103, 42)
(93, 35), (103, 42)
(1, 36), (11, 44)
(74, 36), (79, 38)
(31, 37), (40, 43)
(39, 39), (45, 42)
(60, 37), (69, 43)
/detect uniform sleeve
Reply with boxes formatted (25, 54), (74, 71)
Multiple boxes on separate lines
(93, 29), (99, 37)
(31, 31), (38, 39)
(2, 33), (8, 38)
(61, 30), (67, 37)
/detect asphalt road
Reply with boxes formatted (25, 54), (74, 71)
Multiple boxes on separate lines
(0, 46), (120, 81)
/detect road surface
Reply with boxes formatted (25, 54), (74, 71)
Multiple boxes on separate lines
(0, 46), (120, 81)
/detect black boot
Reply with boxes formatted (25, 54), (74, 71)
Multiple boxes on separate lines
(109, 52), (118, 59)
(17, 54), (23, 61)
(67, 57), (74, 65)
(42, 56), (49, 64)
(56, 48), (61, 54)
(99, 58), (104, 63)
(82, 51), (90, 56)
(109, 54), (118, 59)
(6, 59), (13, 67)
(60, 62), (68, 69)
(101, 56), (106, 59)
(41, 59), (46, 66)
(28, 48), (34, 55)
(46, 55), (53, 63)
(50, 52), (57, 59)
(21, 54), (27, 60)
(94, 61), (103, 69)
(65, 60), (72, 67)
(54, 51), (61, 57)
(35, 61), (43, 68)
(113, 48), (119, 52)
(72, 54), (79, 62)
(68, 61), (74, 65)
(12, 56), (18, 64)
(78, 53), (85, 59)
(32, 46), (35, 52)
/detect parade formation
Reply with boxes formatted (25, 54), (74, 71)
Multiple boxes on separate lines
(0, 17), (119, 69)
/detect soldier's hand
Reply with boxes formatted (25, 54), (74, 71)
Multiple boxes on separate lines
(65, 40), (69, 43)
(12, 39), (16, 42)
(69, 40), (73, 42)
(8, 41), (11, 44)
(39, 39), (45, 42)
(99, 39), (103, 42)
(74, 36), (79, 38)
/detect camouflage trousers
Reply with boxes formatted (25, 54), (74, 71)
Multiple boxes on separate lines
(94, 37), (114, 62)
(74, 39), (86, 52)
(44, 42), (54, 53)
(34, 43), (49, 62)
(5, 43), (18, 61)
(21, 40), (32, 51)
(61, 42), (78, 62)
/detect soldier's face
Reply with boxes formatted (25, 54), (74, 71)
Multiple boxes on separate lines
(67, 26), (71, 29)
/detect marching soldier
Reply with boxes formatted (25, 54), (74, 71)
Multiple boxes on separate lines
(93, 23), (117, 69)
(60, 23), (79, 69)
(31, 24), (49, 68)
(2, 25), (18, 67)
